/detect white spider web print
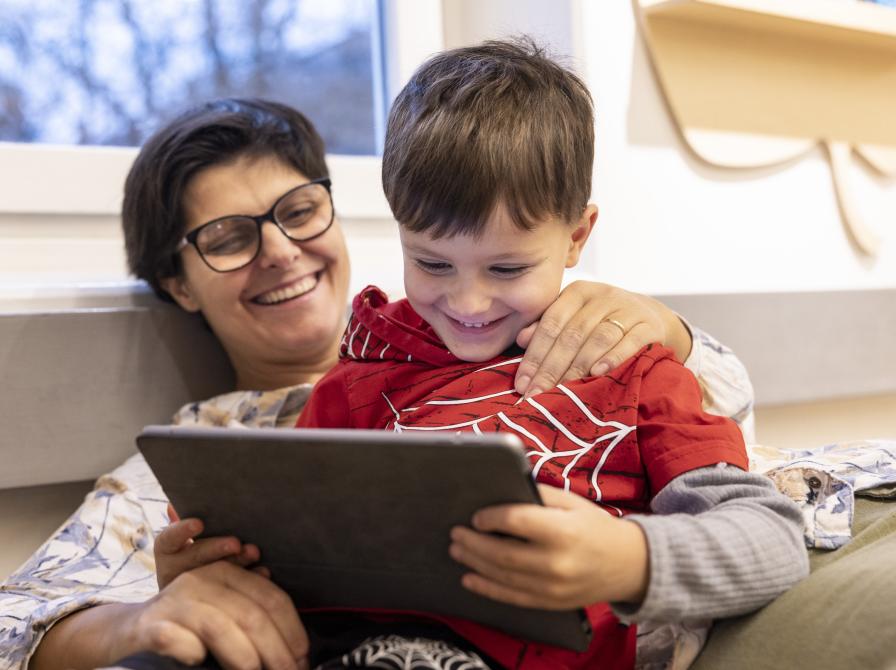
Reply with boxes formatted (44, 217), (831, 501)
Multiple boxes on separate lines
(386, 376), (636, 504)
(335, 635), (492, 669)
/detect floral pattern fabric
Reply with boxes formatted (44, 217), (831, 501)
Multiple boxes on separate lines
(749, 440), (896, 549)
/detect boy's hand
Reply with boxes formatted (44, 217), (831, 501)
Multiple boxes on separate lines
(449, 485), (649, 610)
(514, 280), (692, 398)
(155, 504), (266, 590)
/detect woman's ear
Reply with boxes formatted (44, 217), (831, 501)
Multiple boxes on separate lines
(159, 275), (202, 313)
(565, 203), (598, 268)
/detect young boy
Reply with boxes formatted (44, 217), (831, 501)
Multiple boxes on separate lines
(292, 39), (807, 668)
(157, 40), (806, 669)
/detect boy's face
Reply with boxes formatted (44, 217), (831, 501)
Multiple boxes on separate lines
(400, 202), (597, 362)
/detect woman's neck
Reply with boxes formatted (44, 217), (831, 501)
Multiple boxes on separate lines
(230, 340), (341, 392)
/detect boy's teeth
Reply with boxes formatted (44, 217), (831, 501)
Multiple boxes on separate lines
(460, 320), (491, 328)
(256, 275), (318, 304)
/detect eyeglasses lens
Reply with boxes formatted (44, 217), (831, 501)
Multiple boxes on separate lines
(196, 218), (259, 272)
(274, 183), (331, 237)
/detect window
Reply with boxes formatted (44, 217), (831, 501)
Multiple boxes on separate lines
(0, 0), (443, 222)
(0, 0), (378, 155)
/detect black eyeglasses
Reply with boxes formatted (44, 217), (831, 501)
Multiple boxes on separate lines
(177, 177), (334, 273)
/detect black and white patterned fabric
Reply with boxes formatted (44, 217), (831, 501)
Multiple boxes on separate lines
(317, 635), (492, 669)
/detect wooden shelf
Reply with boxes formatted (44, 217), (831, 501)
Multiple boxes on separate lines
(636, 0), (896, 148)
(635, 0), (896, 255)
(641, 0), (896, 44)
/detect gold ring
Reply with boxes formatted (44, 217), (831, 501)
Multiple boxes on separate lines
(604, 318), (627, 334)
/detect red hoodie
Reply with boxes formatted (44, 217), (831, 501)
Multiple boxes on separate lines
(297, 286), (748, 669)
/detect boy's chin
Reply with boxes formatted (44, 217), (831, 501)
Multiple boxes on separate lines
(443, 336), (517, 363)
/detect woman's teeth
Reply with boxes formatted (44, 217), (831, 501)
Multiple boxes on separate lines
(255, 274), (319, 304)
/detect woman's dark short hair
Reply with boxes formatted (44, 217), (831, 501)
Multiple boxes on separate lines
(382, 37), (594, 238)
(122, 98), (328, 300)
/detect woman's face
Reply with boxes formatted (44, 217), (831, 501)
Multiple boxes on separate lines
(162, 154), (350, 389)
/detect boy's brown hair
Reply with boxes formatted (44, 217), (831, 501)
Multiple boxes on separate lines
(382, 37), (594, 238)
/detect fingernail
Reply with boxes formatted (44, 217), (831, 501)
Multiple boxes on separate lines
(515, 375), (530, 395)
(523, 387), (542, 401)
(592, 362), (609, 376)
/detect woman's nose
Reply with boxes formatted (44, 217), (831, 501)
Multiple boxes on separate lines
(256, 220), (301, 268)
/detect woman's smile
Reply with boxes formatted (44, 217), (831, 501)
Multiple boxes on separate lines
(251, 271), (322, 305)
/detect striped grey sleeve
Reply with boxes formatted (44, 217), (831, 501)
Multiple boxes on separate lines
(612, 464), (808, 622)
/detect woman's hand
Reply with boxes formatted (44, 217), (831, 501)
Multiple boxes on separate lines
(448, 485), (649, 610)
(514, 280), (693, 398)
(132, 562), (308, 669)
(31, 562), (309, 670)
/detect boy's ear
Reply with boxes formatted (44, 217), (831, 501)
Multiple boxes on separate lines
(565, 204), (598, 268)
(159, 275), (202, 313)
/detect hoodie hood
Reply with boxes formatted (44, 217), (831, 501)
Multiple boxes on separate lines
(340, 286), (460, 367)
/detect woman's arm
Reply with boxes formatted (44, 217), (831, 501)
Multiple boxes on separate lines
(0, 455), (164, 670)
(514, 281), (756, 440)
(514, 281), (691, 398)
(29, 563), (307, 670)
(681, 325), (756, 441)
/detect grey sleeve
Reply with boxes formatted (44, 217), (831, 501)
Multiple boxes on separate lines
(613, 464), (808, 622)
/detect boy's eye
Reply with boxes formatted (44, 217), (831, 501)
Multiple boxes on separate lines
(414, 259), (452, 274)
(490, 265), (528, 277)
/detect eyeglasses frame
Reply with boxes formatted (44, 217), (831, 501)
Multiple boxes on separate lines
(176, 177), (333, 273)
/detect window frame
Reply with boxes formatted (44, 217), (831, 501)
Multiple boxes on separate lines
(0, 0), (444, 221)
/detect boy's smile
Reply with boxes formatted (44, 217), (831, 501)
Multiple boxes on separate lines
(400, 202), (597, 363)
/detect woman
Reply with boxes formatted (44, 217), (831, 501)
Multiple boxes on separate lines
(0, 99), (754, 670)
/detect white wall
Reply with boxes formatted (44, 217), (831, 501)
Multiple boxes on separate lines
(582, 2), (896, 296)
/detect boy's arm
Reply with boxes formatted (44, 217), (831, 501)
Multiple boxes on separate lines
(449, 354), (801, 614)
(614, 465), (808, 622)
(623, 352), (806, 621)
(637, 352), (750, 494)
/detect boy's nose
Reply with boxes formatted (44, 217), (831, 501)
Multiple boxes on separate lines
(446, 285), (492, 318)
(257, 221), (302, 268)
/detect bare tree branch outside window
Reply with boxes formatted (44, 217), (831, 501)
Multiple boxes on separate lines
(0, 0), (377, 154)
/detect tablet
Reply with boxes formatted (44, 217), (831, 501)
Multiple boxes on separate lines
(137, 425), (592, 652)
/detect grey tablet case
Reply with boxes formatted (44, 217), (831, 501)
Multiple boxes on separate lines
(137, 425), (593, 651)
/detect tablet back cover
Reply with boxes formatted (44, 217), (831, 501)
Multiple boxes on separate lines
(138, 425), (592, 651)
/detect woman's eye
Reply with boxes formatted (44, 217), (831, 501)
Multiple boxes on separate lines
(490, 265), (528, 277)
(415, 260), (452, 274)
(280, 206), (314, 226)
